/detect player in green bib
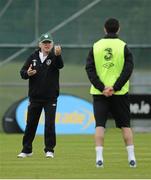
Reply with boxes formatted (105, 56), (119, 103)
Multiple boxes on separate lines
(86, 18), (136, 168)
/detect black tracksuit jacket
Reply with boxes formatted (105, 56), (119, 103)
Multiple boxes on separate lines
(85, 33), (134, 92)
(20, 48), (64, 101)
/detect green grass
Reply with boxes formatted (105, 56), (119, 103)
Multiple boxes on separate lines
(0, 129), (151, 179)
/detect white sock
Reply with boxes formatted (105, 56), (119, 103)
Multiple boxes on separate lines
(95, 146), (103, 162)
(126, 145), (136, 162)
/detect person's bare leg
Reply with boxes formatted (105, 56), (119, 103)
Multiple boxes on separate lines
(95, 126), (105, 167)
(122, 127), (136, 167)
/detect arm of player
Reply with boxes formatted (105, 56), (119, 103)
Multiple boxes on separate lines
(113, 45), (134, 91)
(85, 48), (105, 92)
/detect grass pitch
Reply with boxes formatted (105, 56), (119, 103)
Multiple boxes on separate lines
(0, 129), (151, 179)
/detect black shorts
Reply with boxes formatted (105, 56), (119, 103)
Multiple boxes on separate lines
(93, 94), (131, 128)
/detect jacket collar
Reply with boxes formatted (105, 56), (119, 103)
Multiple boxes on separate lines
(104, 33), (118, 39)
(34, 48), (54, 58)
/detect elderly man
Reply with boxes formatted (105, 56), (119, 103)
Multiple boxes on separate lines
(18, 33), (64, 158)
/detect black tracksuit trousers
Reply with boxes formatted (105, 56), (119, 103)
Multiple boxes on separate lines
(22, 99), (57, 153)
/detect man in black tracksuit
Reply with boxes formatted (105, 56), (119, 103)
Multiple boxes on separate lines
(18, 33), (64, 158)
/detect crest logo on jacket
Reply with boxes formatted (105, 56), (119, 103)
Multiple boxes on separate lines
(46, 59), (52, 66)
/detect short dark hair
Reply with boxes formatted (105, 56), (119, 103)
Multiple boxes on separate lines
(104, 18), (120, 33)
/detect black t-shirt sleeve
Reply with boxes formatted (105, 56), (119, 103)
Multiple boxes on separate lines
(85, 48), (105, 92)
(113, 45), (134, 91)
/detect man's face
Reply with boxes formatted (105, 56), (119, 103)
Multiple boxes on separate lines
(39, 41), (53, 53)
